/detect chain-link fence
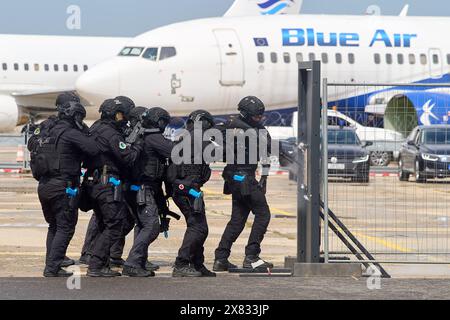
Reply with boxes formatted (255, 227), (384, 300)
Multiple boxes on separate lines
(322, 81), (450, 265)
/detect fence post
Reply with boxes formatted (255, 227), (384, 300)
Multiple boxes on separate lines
(297, 61), (321, 263)
(322, 78), (329, 263)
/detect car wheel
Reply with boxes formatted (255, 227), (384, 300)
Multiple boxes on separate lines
(370, 151), (391, 167)
(398, 159), (410, 182)
(415, 159), (426, 183)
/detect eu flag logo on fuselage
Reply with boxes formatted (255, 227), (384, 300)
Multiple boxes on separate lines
(254, 38), (269, 46)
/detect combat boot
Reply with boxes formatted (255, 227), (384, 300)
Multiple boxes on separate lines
(123, 265), (155, 277)
(43, 268), (73, 278)
(172, 264), (202, 277)
(87, 267), (121, 277)
(109, 257), (125, 268)
(78, 254), (91, 265)
(60, 256), (75, 268)
(195, 264), (216, 277)
(243, 256), (274, 270)
(145, 261), (160, 272)
(213, 259), (237, 272)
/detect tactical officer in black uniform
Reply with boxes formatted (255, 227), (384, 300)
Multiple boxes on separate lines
(168, 110), (216, 277)
(214, 97), (274, 271)
(79, 97), (140, 268)
(83, 99), (142, 277)
(29, 99), (99, 277)
(28, 92), (83, 268)
(122, 107), (175, 277)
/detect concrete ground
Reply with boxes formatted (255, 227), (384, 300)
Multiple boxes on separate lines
(1, 168), (450, 299)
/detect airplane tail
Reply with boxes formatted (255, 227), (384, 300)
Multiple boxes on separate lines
(224, 0), (302, 17)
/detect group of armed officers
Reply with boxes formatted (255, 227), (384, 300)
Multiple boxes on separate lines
(27, 92), (274, 278)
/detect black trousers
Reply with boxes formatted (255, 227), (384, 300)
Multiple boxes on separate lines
(81, 190), (135, 260)
(215, 178), (271, 260)
(125, 186), (160, 268)
(38, 178), (78, 273)
(86, 183), (127, 270)
(173, 193), (208, 268)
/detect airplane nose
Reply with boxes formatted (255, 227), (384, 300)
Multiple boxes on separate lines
(76, 60), (120, 106)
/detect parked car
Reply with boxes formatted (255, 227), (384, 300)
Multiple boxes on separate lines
(327, 126), (372, 183)
(268, 110), (403, 167)
(279, 126), (372, 183)
(398, 125), (450, 183)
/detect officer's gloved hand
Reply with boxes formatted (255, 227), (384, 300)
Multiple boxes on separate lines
(258, 175), (268, 194)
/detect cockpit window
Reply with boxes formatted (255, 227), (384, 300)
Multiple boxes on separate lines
(142, 48), (159, 61)
(160, 47), (177, 60)
(119, 47), (144, 57)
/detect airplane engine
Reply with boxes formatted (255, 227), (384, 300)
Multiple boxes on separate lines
(385, 92), (450, 137)
(0, 95), (19, 133)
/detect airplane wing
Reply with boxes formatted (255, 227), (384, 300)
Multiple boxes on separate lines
(224, 0), (302, 17)
(11, 88), (90, 120)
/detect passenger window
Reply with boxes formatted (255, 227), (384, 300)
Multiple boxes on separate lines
(73, 65), (78, 72)
(283, 52), (291, 63)
(348, 53), (355, 64)
(321, 53), (328, 64)
(83, 65), (88, 71)
(386, 54), (393, 65)
(24, 64), (29, 71)
(54, 64), (59, 72)
(2, 63), (6, 71)
(34, 64), (39, 71)
(257, 52), (265, 63)
(432, 54), (439, 64)
(409, 54), (416, 64)
(397, 54), (404, 65)
(271, 52), (278, 63)
(420, 54), (427, 65)
(44, 64), (49, 72)
(374, 54), (381, 64)
(296, 53), (303, 62)
(142, 48), (159, 61)
(119, 47), (144, 57)
(447, 54), (450, 65)
(336, 53), (342, 64)
(309, 53), (315, 61)
(160, 47), (177, 60)
(14, 63), (19, 71)
(63, 64), (68, 72)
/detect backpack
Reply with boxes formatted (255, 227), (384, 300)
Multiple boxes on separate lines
(28, 119), (68, 181)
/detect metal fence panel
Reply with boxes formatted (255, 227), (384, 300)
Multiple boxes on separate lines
(322, 81), (450, 264)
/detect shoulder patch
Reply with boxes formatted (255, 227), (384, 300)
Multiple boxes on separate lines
(119, 141), (127, 150)
(34, 128), (41, 135)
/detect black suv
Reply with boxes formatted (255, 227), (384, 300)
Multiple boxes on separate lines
(399, 125), (450, 183)
(279, 126), (371, 183)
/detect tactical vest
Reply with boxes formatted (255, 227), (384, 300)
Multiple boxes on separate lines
(86, 120), (121, 175)
(29, 125), (68, 181)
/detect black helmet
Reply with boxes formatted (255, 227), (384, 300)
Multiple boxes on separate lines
(58, 101), (87, 130)
(99, 99), (127, 120)
(55, 92), (80, 107)
(58, 101), (86, 118)
(238, 96), (265, 118)
(114, 96), (135, 117)
(187, 109), (215, 130)
(142, 107), (171, 131)
(129, 106), (148, 128)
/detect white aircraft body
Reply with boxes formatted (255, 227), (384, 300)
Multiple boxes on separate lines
(0, 35), (128, 131)
(0, 0), (300, 133)
(75, 6), (450, 136)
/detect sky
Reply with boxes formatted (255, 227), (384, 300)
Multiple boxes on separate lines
(0, 0), (448, 37)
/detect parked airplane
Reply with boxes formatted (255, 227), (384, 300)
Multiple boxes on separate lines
(75, 0), (450, 138)
(0, 0), (299, 133)
(0, 35), (127, 132)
